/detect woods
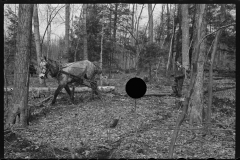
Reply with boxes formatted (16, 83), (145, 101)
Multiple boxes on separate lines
(4, 3), (235, 159)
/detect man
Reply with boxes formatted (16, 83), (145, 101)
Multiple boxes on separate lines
(29, 64), (37, 77)
(172, 58), (185, 97)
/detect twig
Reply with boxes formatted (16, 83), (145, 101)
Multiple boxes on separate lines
(30, 95), (53, 106)
(48, 141), (58, 158)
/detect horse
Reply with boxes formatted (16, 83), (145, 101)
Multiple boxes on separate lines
(39, 58), (102, 105)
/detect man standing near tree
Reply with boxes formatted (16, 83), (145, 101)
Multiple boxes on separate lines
(171, 57), (185, 97)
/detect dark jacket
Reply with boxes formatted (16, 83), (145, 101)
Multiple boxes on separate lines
(174, 62), (185, 78)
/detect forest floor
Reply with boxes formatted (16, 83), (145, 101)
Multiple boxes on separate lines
(4, 70), (235, 159)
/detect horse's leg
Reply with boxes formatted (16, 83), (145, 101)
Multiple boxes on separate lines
(64, 85), (74, 104)
(52, 85), (64, 105)
(90, 80), (101, 99)
(72, 86), (75, 101)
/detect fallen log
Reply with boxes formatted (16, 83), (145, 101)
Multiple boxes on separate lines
(111, 91), (172, 97)
(4, 86), (115, 93)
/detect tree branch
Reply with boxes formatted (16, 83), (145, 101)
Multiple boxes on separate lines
(118, 23), (137, 43)
(135, 4), (145, 42)
(41, 5), (66, 49)
(200, 23), (235, 46)
(143, 4), (157, 36)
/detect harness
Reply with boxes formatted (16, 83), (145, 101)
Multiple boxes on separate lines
(40, 60), (48, 78)
(49, 60), (98, 87)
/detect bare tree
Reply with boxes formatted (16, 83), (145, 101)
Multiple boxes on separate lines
(100, 22), (104, 86)
(6, 4), (34, 127)
(168, 4), (207, 158)
(131, 4), (135, 46)
(46, 4), (52, 60)
(83, 4), (88, 60)
(181, 4), (190, 70)
(148, 4), (153, 43)
(33, 4), (46, 86)
(166, 4), (176, 76)
(165, 4), (170, 44)
(156, 4), (166, 79)
(64, 4), (70, 63)
(74, 5), (83, 62)
(188, 4), (207, 125)
(108, 4), (113, 77)
(205, 4), (226, 134)
(41, 4), (65, 51)
(112, 3), (119, 77)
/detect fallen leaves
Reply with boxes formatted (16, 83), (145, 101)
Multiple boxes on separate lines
(4, 73), (235, 159)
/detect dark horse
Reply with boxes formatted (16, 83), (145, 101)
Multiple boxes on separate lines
(39, 58), (102, 105)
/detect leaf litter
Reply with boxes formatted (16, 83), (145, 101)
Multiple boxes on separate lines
(4, 73), (235, 159)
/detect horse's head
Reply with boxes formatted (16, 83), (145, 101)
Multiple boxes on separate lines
(39, 58), (59, 79)
(92, 61), (102, 75)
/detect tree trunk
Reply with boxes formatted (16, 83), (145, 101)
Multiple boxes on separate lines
(46, 4), (51, 60)
(70, 4), (74, 53)
(166, 4), (176, 76)
(205, 4), (226, 134)
(127, 52), (130, 70)
(169, 5), (206, 157)
(165, 4), (170, 44)
(156, 4), (165, 78)
(64, 4), (70, 63)
(100, 23), (104, 86)
(148, 4), (153, 43)
(189, 4), (207, 125)
(47, 22), (51, 59)
(74, 6), (83, 62)
(160, 4), (165, 46)
(33, 4), (46, 86)
(135, 4), (144, 74)
(131, 4), (135, 46)
(112, 3), (118, 77)
(83, 4), (88, 60)
(6, 4), (34, 127)
(175, 4), (181, 61)
(189, 4), (196, 70)
(166, 34), (174, 77)
(181, 4), (190, 70)
(108, 4), (112, 77)
(171, 4), (177, 71)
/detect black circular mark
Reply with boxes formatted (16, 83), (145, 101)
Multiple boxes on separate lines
(125, 77), (147, 99)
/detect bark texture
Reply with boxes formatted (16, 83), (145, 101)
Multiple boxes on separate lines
(148, 4), (153, 43)
(181, 4), (190, 70)
(64, 4), (70, 63)
(7, 4), (34, 127)
(189, 4), (207, 125)
(83, 4), (88, 60)
(33, 4), (46, 86)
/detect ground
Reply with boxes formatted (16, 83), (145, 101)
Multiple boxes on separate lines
(4, 70), (235, 159)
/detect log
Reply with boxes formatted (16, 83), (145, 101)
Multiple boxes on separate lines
(111, 91), (172, 97)
(4, 86), (115, 93)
